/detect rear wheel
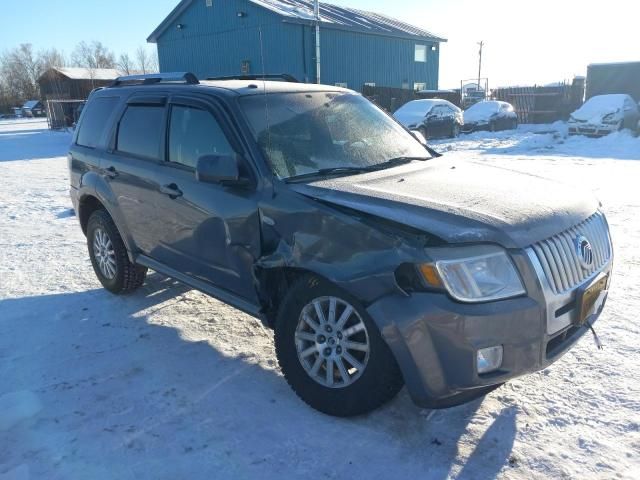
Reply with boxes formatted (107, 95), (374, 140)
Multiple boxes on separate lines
(275, 276), (404, 416)
(419, 126), (429, 141)
(87, 209), (147, 294)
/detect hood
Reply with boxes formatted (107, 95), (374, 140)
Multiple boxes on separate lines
(289, 156), (598, 248)
(394, 111), (427, 127)
(463, 102), (499, 124)
(571, 95), (626, 123)
(393, 100), (444, 127)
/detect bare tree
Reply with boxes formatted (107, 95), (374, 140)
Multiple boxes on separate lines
(0, 44), (42, 102)
(117, 53), (134, 75)
(135, 46), (150, 74)
(148, 49), (159, 73)
(72, 41), (115, 70)
(71, 41), (115, 86)
(39, 48), (66, 71)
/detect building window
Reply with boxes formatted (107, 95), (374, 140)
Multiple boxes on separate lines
(364, 82), (376, 87)
(335, 82), (348, 88)
(415, 44), (427, 62)
(414, 83), (427, 92)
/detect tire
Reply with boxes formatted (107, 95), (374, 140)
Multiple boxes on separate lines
(87, 209), (147, 294)
(450, 123), (460, 138)
(274, 275), (404, 417)
(419, 126), (429, 141)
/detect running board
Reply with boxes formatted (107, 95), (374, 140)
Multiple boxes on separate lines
(135, 255), (263, 320)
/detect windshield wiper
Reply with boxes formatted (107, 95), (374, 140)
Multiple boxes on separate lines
(285, 166), (372, 182)
(367, 156), (430, 170)
(285, 157), (429, 183)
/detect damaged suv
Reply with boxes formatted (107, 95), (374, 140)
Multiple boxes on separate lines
(69, 73), (613, 417)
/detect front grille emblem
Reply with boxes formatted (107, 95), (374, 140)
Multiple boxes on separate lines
(575, 235), (594, 269)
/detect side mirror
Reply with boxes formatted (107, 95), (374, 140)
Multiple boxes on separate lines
(410, 130), (428, 146)
(196, 154), (244, 185)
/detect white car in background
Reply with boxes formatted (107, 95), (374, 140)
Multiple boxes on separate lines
(462, 100), (518, 133)
(568, 94), (640, 137)
(393, 99), (463, 139)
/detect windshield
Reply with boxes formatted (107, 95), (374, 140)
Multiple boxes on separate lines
(239, 92), (430, 180)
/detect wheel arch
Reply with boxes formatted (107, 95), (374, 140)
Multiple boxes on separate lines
(78, 193), (135, 261)
(256, 266), (328, 328)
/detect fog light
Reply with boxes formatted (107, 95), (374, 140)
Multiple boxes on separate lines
(477, 346), (503, 374)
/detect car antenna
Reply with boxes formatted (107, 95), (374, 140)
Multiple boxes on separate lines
(258, 26), (273, 177)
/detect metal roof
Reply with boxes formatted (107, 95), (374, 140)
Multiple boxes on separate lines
(22, 100), (42, 110)
(148, 0), (446, 43)
(45, 67), (122, 81)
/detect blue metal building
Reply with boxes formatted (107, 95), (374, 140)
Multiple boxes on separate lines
(147, 0), (446, 92)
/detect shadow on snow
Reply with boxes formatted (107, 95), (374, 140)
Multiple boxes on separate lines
(0, 273), (518, 479)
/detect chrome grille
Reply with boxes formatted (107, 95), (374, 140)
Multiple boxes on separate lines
(531, 212), (612, 294)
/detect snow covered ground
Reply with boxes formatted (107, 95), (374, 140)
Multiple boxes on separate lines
(1, 119), (639, 479)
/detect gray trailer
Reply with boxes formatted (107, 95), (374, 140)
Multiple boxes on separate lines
(586, 62), (640, 102)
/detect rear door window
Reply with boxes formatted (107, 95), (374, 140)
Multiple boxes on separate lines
(168, 105), (234, 169)
(116, 105), (165, 160)
(76, 97), (119, 148)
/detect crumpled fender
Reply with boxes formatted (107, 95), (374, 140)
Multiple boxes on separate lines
(254, 186), (432, 305)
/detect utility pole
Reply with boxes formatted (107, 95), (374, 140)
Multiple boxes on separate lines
(314, 0), (321, 84)
(477, 40), (484, 97)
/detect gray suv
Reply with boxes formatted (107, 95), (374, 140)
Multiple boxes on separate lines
(69, 73), (613, 417)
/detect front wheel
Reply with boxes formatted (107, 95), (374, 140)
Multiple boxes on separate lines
(275, 276), (404, 416)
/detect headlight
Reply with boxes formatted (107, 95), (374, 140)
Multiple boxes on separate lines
(419, 248), (525, 302)
(602, 113), (619, 125)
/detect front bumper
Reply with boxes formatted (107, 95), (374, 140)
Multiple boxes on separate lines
(461, 122), (488, 133)
(367, 255), (612, 409)
(568, 124), (617, 137)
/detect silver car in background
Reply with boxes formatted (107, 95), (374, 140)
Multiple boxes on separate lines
(568, 94), (640, 137)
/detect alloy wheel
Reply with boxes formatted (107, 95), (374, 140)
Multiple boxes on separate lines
(92, 227), (117, 280)
(295, 296), (370, 389)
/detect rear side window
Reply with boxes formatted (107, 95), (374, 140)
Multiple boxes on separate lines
(116, 105), (164, 160)
(168, 106), (233, 169)
(76, 97), (118, 148)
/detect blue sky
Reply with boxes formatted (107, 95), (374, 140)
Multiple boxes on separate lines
(1, 0), (637, 88)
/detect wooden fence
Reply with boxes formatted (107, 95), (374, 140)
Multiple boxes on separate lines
(362, 85), (461, 113)
(492, 79), (585, 124)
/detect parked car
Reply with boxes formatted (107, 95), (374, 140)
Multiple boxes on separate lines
(568, 94), (640, 137)
(0, 114), (17, 120)
(70, 73), (613, 417)
(462, 100), (518, 133)
(393, 99), (463, 139)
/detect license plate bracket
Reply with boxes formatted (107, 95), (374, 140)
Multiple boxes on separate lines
(576, 273), (608, 325)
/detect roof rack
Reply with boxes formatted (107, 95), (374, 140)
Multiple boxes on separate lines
(205, 74), (299, 83)
(110, 72), (199, 87)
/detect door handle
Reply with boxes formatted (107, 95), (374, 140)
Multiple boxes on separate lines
(160, 183), (183, 199)
(104, 166), (118, 178)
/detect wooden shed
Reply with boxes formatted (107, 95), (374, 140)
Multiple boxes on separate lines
(38, 67), (121, 100)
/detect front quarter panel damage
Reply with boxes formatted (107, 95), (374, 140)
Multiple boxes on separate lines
(254, 186), (433, 310)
